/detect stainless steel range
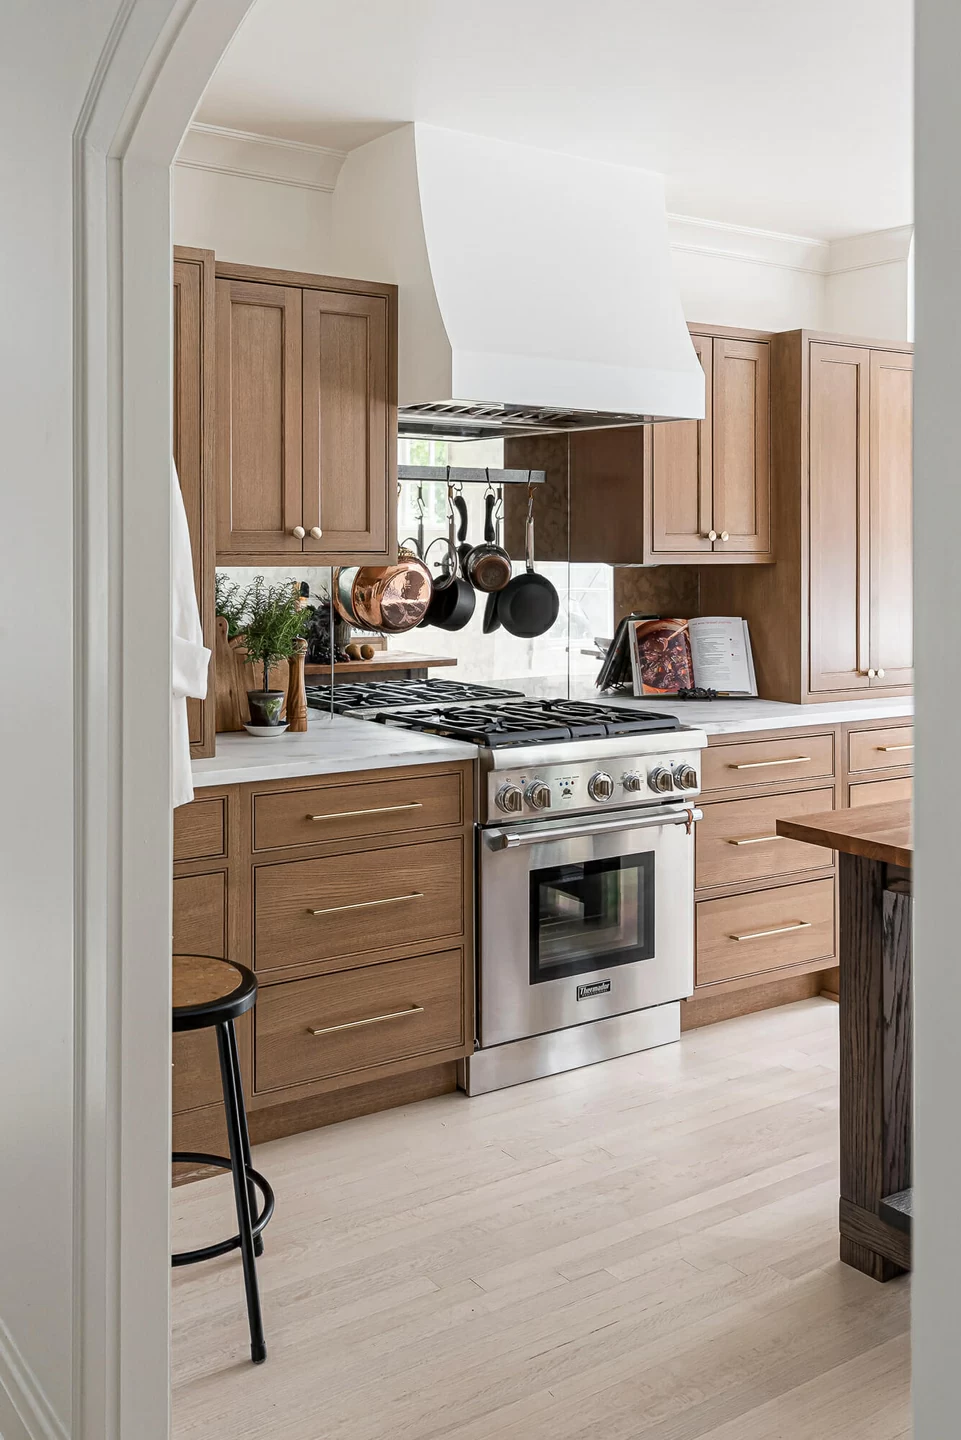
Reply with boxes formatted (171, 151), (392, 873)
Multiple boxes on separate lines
(371, 692), (707, 1095)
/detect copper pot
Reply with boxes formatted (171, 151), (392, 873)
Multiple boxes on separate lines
(332, 550), (434, 634)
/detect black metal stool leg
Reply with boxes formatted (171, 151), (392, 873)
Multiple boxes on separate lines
(223, 1020), (264, 1258)
(217, 1021), (267, 1363)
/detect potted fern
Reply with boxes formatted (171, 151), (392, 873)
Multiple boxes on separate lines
(240, 576), (312, 730)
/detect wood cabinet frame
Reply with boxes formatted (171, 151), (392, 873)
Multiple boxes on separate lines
(214, 260), (398, 568)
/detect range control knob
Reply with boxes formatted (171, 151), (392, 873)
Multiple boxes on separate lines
(674, 763), (698, 791)
(623, 772), (645, 793)
(526, 781), (552, 810)
(588, 771), (615, 802)
(649, 765), (675, 794)
(495, 783), (524, 815)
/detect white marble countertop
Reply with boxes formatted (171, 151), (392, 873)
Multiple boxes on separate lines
(191, 713), (477, 788)
(593, 693), (914, 736)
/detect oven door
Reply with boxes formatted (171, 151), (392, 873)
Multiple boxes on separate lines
(478, 805), (697, 1048)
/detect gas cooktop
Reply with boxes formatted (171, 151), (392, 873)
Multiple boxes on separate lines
(305, 677), (526, 714)
(375, 697), (683, 748)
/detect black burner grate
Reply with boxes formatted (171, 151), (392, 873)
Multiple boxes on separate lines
(375, 698), (682, 748)
(305, 678), (526, 713)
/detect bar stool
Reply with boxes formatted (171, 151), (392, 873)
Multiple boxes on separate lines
(172, 954), (274, 1364)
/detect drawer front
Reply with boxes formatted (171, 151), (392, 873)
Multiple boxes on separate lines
(255, 948), (465, 1091)
(702, 734), (835, 793)
(696, 787), (834, 889)
(696, 878), (835, 987)
(849, 776), (913, 808)
(254, 837), (465, 974)
(847, 726), (914, 774)
(252, 770), (465, 851)
(172, 871), (227, 958)
(174, 796), (226, 862)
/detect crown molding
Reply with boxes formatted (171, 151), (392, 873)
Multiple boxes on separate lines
(175, 121), (346, 192)
(669, 212), (914, 278)
(825, 224), (915, 275)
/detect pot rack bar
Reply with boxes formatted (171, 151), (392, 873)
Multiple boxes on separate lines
(397, 465), (545, 486)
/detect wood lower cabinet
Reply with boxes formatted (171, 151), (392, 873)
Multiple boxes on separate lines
(215, 262), (397, 567)
(696, 878), (836, 988)
(173, 247), (216, 757)
(700, 329), (913, 703)
(171, 761), (474, 1170)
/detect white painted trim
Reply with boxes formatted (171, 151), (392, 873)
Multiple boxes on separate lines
(669, 212), (914, 278)
(0, 1313), (68, 1440)
(176, 120), (346, 191)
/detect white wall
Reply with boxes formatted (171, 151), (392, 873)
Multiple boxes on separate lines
(174, 129), (912, 340)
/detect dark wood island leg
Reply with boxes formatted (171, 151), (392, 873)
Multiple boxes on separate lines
(838, 852), (913, 1280)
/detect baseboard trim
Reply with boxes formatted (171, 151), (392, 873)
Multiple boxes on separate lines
(0, 1313), (68, 1440)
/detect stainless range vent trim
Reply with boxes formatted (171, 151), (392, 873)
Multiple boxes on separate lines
(398, 400), (671, 442)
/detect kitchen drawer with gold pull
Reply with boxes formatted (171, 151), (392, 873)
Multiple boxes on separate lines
(847, 726), (914, 775)
(701, 734), (835, 793)
(848, 776), (913, 808)
(174, 795), (226, 862)
(253, 837), (465, 974)
(254, 948), (465, 1091)
(252, 769), (465, 851)
(696, 878), (835, 987)
(696, 787), (834, 889)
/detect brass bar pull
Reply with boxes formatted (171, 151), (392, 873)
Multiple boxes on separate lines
(309, 892), (423, 917)
(726, 835), (784, 846)
(309, 1005), (424, 1037)
(730, 756), (812, 770)
(730, 921), (812, 942)
(876, 744), (913, 753)
(308, 802), (423, 821)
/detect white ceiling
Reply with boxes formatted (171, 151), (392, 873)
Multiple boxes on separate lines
(198, 0), (913, 240)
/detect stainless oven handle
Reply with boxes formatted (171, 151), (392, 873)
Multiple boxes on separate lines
(485, 807), (702, 850)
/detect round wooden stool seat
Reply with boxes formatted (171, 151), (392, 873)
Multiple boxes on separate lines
(172, 954), (257, 1032)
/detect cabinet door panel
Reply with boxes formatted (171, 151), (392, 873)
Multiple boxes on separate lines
(808, 344), (871, 692)
(302, 289), (393, 559)
(870, 350), (913, 686)
(712, 339), (771, 555)
(649, 333), (713, 555)
(216, 279), (303, 557)
(173, 252), (215, 756)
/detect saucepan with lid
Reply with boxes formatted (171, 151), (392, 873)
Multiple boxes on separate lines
(333, 548), (434, 634)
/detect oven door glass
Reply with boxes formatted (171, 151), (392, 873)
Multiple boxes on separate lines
(529, 851), (655, 984)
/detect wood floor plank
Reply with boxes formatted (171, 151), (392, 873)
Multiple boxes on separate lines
(172, 999), (911, 1440)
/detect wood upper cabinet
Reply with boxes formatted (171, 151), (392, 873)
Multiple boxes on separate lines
(302, 287), (392, 557)
(216, 278), (304, 558)
(700, 329), (913, 703)
(711, 338), (771, 555)
(173, 247), (216, 758)
(808, 343), (871, 693)
(808, 343), (913, 694)
(215, 263), (397, 566)
(648, 331), (714, 556)
(869, 349), (913, 687)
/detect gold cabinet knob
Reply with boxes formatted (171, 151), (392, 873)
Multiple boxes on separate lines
(720, 531), (730, 542)
(707, 530), (718, 541)
(309, 526), (323, 540)
(292, 525), (306, 539)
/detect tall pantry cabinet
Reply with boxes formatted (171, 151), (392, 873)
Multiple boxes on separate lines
(700, 329), (913, 702)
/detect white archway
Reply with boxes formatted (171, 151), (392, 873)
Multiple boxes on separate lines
(72, 4), (251, 1436)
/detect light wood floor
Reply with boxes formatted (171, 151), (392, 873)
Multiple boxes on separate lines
(171, 999), (911, 1439)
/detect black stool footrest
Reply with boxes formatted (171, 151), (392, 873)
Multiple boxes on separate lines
(172, 1152), (275, 1267)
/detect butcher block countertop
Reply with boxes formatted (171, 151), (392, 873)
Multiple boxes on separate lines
(776, 800), (912, 868)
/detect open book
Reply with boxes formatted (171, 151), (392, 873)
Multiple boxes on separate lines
(629, 617), (757, 697)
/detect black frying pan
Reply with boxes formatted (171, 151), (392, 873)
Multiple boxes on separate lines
(494, 503), (559, 638)
(420, 499), (476, 631)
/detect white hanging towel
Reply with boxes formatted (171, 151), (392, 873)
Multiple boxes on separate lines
(171, 461), (211, 808)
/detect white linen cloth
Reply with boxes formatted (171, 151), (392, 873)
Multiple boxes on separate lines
(171, 461), (211, 808)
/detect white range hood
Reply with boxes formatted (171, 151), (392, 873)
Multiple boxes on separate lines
(331, 124), (704, 440)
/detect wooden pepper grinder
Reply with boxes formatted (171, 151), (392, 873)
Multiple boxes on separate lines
(285, 582), (310, 733)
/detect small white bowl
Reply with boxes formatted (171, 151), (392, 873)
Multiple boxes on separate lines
(243, 723), (289, 738)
